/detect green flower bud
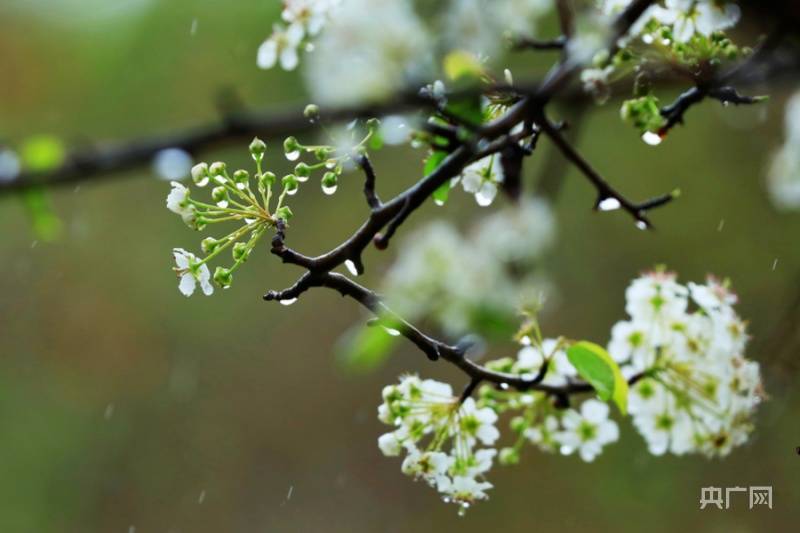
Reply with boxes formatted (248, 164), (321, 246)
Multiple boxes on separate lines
(303, 104), (320, 120)
(213, 266), (233, 288)
(258, 171), (276, 193)
(282, 174), (299, 192)
(314, 147), (332, 161)
(283, 136), (301, 157)
(275, 205), (293, 221)
(249, 137), (267, 158)
(201, 236), (219, 254)
(211, 186), (228, 204)
(294, 162), (311, 178)
(233, 242), (250, 262)
(233, 169), (249, 185)
(209, 161), (227, 176)
(510, 416), (527, 434)
(498, 447), (520, 466)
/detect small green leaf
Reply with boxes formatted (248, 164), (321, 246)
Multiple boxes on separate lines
(21, 135), (65, 172)
(566, 341), (628, 414)
(424, 150), (447, 176)
(444, 95), (483, 126)
(336, 323), (399, 374)
(443, 50), (484, 81)
(432, 181), (450, 205)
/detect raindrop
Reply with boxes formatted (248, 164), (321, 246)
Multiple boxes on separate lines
(382, 326), (401, 337)
(559, 445), (573, 456)
(344, 259), (359, 276)
(322, 183), (338, 195)
(190, 18), (198, 35)
(287, 186), (299, 196)
(772, 258), (779, 271)
(216, 200), (229, 208)
(296, 175), (309, 183)
(499, 383), (510, 390)
(285, 150), (300, 161)
(30, 240), (39, 249)
(519, 335), (531, 346)
(597, 197), (621, 211)
(286, 485), (294, 500)
(433, 198), (445, 207)
(458, 506), (467, 517)
(723, 101), (730, 107)
(641, 131), (662, 146)
(198, 490), (206, 504)
(442, 497), (451, 504)
(324, 159), (337, 169)
(153, 148), (193, 180)
(236, 182), (246, 190)
(635, 220), (649, 230)
(104, 403), (115, 420)
(280, 298), (298, 306)
(520, 373), (535, 382)
(244, 217), (257, 224)
(642, 33), (654, 44)
(717, 219), (725, 232)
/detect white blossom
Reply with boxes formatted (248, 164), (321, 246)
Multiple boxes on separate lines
(460, 155), (503, 206)
(172, 248), (213, 297)
(554, 400), (619, 462)
(257, 22), (304, 71)
(166, 181), (197, 228)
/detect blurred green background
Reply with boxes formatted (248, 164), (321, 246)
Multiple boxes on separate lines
(1, 1), (798, 531)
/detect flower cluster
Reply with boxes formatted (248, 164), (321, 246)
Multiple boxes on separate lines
(165, 138), (280, 296)
(377, 269), (763, 512)
(382, 199), (555, 338)
(166, 123), (379, 296)
(259, 0), (553, 105)
(377, 375), (499, 514)
(578, 0), (752, 142)
(608, 269), (763, 456)
(768, 90), (800, 210)
(257, 0), (340, 71)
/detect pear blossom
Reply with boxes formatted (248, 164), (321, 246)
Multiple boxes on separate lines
(554, 400), (619, 462)
(457, 397), (500, 446)
(439, 475), (493, 506)
(166, 181), (197, 228)
(172, 248), (213, 297)
(257, 23), (304, 71)
(281, 0), (335, 36)
(658, 0), (741, 43)
(460, 155), (503, 206)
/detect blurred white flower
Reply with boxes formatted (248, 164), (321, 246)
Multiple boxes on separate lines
(257, 23), (304, 71)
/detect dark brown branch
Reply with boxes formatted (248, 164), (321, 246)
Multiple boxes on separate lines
(357, 154), (381, 209)
(512, 36), (567, 51)
(539, 115), (675, 228)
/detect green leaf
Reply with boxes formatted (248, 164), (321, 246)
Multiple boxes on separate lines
(424, 150), (447, 176)
(336, 323), (399, 374)
(443, 50), (484, 82)
(20, 135), (65, 172)
(21, 187), (62, 241)
(432, 181), (450, 205)
(566, 341), (629, 414)
(444, 95), (483, 126)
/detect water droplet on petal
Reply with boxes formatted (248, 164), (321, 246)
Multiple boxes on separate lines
(641, 131), (662, 146)
(296, 175), (309, 183)
(285, 150), (300, 161)
(322, 183), (338, 195)
(280, 297), (298, 306)
(344, 259), (359, 276)
(287, 187), (299, 196)
(597, 197), (621, 211)
(642, 33), (654, 44)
